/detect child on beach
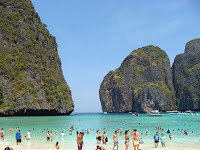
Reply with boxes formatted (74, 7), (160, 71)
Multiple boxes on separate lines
(160, 133), (166, 147)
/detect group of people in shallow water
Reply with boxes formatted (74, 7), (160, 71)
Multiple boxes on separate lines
(0, 122), (193, 150)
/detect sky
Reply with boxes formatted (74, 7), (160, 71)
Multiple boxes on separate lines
(31, 0), (199, 112)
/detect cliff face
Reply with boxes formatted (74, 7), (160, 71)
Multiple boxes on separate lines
(99, 45), (176, 113)
(172, 38), (200, 111)
(0, 0), (74, 116)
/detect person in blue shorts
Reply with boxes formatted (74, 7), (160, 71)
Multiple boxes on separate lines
(153, 131), (159, 148)
(16, 130), (22, 145)
(160, 133), (166, 147)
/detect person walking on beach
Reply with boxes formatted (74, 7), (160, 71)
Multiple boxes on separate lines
(160, 133), (166, 147)
(16, 130), (22, 145)
(153, 131), (159, 148)
(0, 128), (4, 141)
(132, 129), (140, 150)
(77, 132), (84, 150)
(46, 131), (50, 141)
(113, 131), (119, 150)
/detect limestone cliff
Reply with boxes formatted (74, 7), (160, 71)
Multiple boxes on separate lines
(172, 38), (200, 111)
(0, 0), (74, 116)
(99, 45), (176, 112)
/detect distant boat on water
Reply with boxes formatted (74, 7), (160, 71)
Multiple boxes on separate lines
(103, 112), (107, 114)
(132, 112), (139, 116)
(146, 110), (164, 116)
(168, 111), (183, 115)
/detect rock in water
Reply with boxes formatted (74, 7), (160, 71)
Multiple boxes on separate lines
(99, 45), (176, 112)
(0, 0), (74, 116)
(172, 38), (200, 111)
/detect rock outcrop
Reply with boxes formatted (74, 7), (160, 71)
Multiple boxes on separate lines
(172, 38), (200, 111)
(99, 45), (176, 112)
(0, 0), (74, 116)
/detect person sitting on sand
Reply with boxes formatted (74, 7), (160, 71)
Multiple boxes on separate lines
(55, 141), (60, 149)
(96, 145), (106, 150)
(160, 133), (166, 147)
(132, 129), (140, 150)
(153, 131), (159, 148)
(139, 138), (144, 144)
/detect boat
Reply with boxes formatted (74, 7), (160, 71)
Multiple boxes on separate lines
(132, 112), (139, 116)
(168, 111), (183, 115)
(185, 110), (192, 115)
(192, 111), (198, 116)
(103, 112), (107, 114)
(146, 110), (164, 116)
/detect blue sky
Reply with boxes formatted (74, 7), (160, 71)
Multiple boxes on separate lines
(31, 0), (199, 112)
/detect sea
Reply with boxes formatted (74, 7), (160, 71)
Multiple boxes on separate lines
(0, 112), (200, 150)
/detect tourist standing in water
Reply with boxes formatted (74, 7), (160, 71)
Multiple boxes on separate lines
(132, 129), (140, 150)
(27, 130), (31, 140)
(125, 130), (131, 150)
(46, 131), (50, 141)
(16, 130), (22, 145)
(153, 131), (159, 148)
(113, 130), (119, 150)
(77, 132), (84, 150)
(0, 128), (4, 141)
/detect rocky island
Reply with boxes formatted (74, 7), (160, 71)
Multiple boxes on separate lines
(0, 0), (74, 116)
(99, 45), (176, 113)
(172, 38), (200, 111)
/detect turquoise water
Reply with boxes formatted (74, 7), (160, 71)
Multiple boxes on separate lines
(0, 113), (200, 150)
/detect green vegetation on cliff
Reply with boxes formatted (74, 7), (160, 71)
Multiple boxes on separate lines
(99, 45), (176, 113)
(0, 0), (73, 115)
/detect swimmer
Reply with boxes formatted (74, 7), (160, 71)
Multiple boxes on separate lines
(169, 133), (174, 140)
(145, 130), (148, 136)
(23, 136), (27, 140)
(167, 129), (170, 133)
